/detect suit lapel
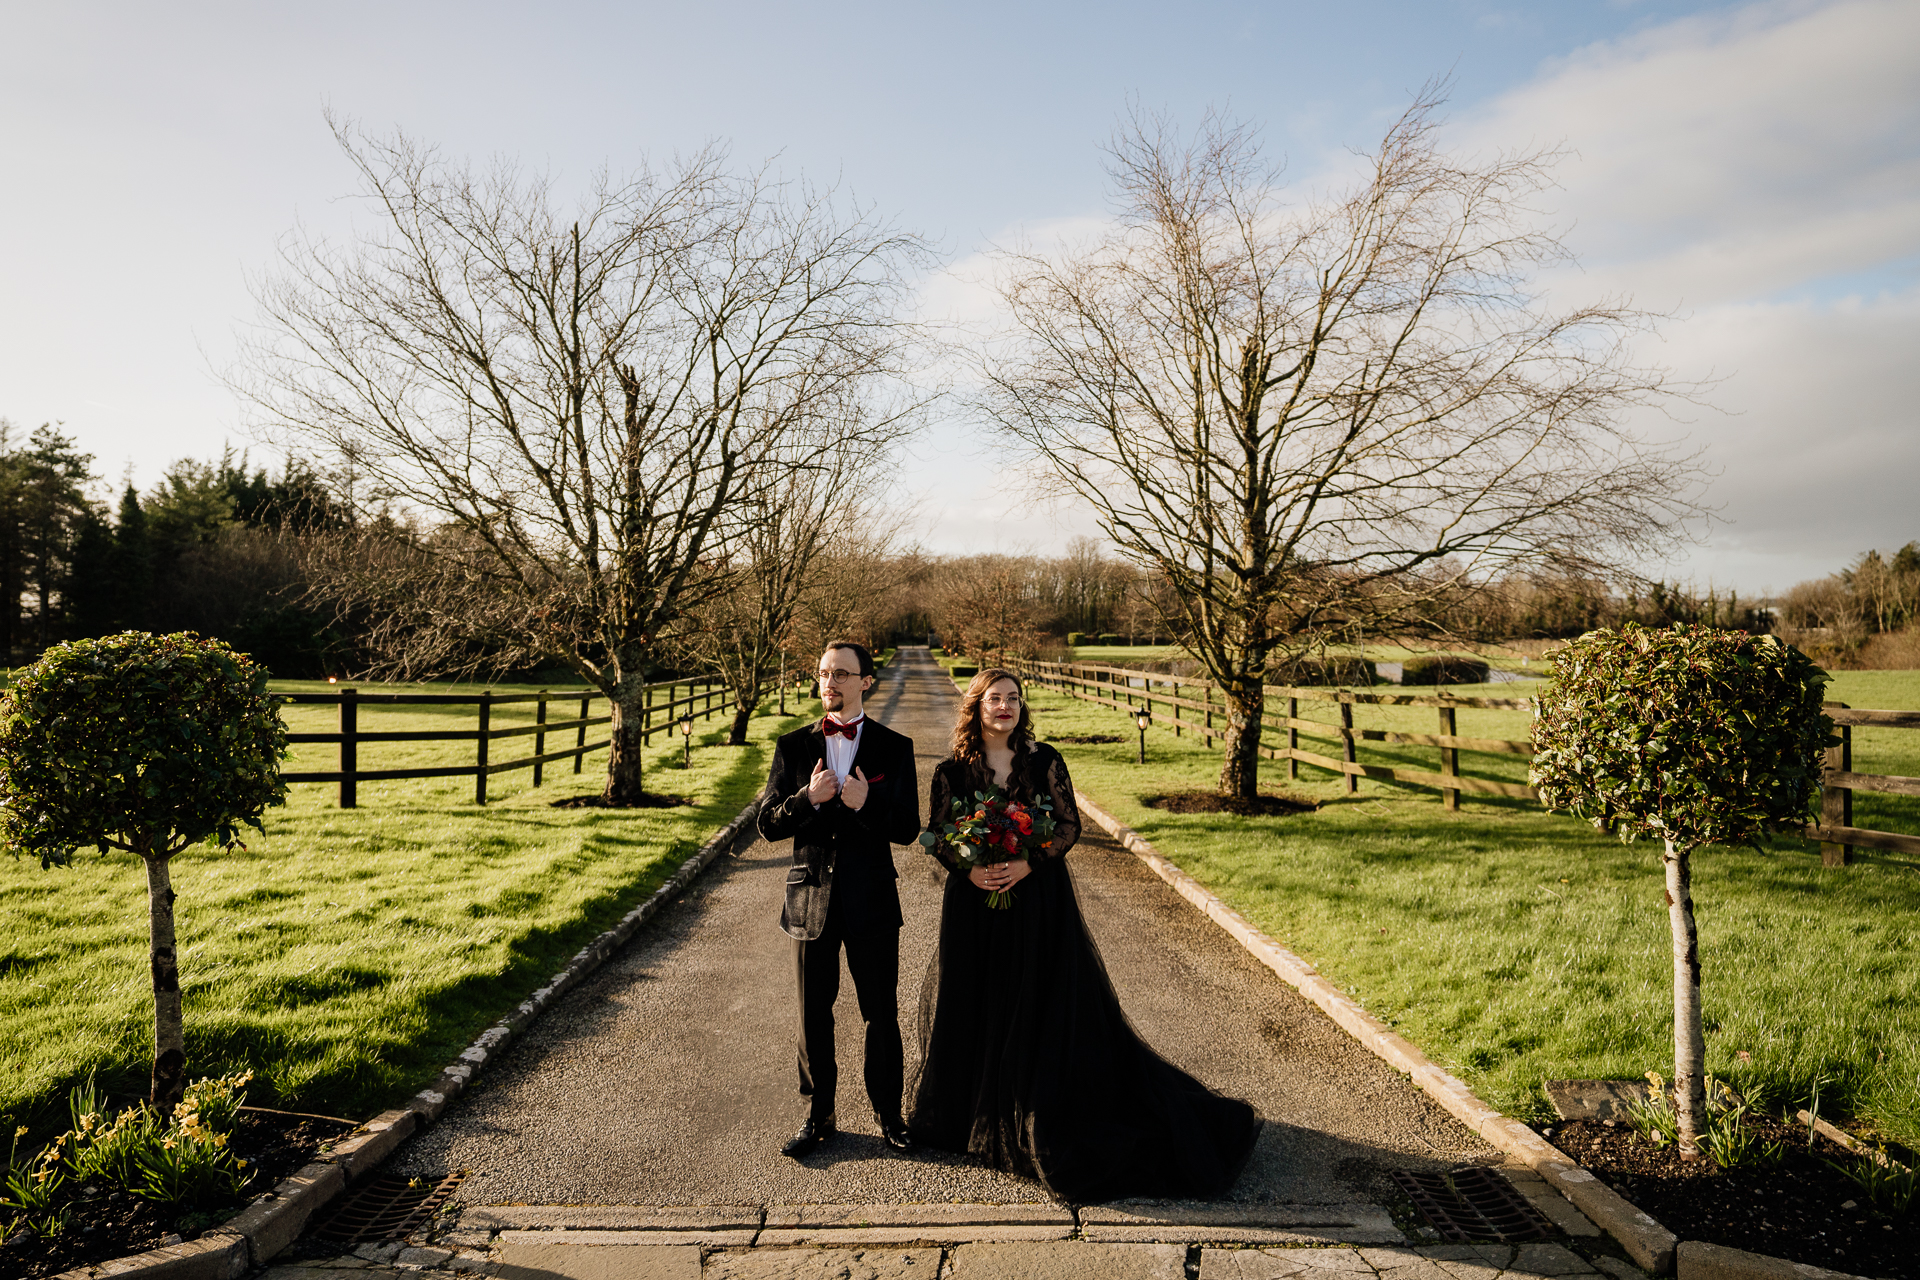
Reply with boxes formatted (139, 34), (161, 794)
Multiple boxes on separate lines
(849, 718), (890, 779)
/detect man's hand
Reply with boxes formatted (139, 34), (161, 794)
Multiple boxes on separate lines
(806, 759), (840, 807)
(840, 766), (871, 812)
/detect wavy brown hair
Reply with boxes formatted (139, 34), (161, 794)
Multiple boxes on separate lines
(951, 668), (1034, 788)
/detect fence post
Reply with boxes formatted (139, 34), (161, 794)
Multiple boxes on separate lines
(1340, 692), (1357, 794)
(1204, 682), (1213, 746)
(1171, 680), (1181, 737)
(1287, 694), (1299, 780)
(475, 690), (492, 805)
(644, 682), (654, 746)
(1439, 700), (1459, 812)
(574, 693), (589, 773)
(339, 687), (358, 810)
(1821, 705), (1852, 868)
(533, 692), (548, 788)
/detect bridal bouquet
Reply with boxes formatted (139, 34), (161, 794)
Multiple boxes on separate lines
(919, 787), (1058, 908)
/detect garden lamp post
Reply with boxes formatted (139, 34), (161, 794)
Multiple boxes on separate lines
(1135, 708), (1151, 764)
(680, 713), (693, 768)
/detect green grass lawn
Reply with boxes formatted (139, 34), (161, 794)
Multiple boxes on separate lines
(1026, 669), (1920, 1149)
(1063, 644), (1183, 664)
(0, 686), (804, 1131)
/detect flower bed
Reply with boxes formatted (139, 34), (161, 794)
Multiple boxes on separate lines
(1539, 1113), (1915, 1278)
(1, 1094), (353, 1279)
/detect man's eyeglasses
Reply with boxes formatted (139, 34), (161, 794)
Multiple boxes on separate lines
(817, 669), (863, 684)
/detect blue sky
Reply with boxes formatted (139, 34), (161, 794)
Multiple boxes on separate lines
(2, 0), (1914, 593)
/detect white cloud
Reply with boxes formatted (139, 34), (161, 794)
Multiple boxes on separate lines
(1447, 0), (1920, 592)
(1461, 0), (1920, 307)
(1631, 285), (1920, 589)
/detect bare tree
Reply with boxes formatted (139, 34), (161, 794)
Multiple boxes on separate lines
(671, 403), (891, 744)
(981, 93), (1702, 798)
(931, 554), (1046, 664)
(242, 122), (929, 802)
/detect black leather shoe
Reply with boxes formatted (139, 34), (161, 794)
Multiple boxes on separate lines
(877, 1114), (913, 1152)
(781, 1113), (836, 1159)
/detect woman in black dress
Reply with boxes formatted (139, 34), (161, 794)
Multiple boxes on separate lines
(906, 667), (1263, 1202)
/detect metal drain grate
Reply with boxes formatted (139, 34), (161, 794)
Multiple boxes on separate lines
(1389, 1166), (1554, 1242)
(309, 1172), (465, 1243)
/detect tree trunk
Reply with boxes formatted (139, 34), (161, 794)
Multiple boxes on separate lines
(1665, 838), (1707, 1159)
(1218, 676), (1265, 799)
(145, 852), (187, 1112)
(602, 686), (650, 804)
(727, 670), (763, 746)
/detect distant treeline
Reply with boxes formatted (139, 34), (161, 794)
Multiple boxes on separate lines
(0, 422), (349, 676)
(6, 420), (1915, 677)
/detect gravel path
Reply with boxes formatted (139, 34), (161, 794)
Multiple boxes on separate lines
(392, 647), (1493, 1208)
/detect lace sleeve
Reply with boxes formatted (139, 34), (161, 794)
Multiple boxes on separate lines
(1036, 748), (1081, 861)
(924, 761), (961, 871)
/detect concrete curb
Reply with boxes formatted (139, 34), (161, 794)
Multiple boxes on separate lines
(1070, 790), (1679, 1276)
(54, 795), (766, 1280)
(1675, 1241), (1871, 1280)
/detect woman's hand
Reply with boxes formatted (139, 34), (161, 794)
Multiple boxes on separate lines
(969, 860), (1030, 893)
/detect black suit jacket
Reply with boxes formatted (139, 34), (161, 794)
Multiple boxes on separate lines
(758, 717), (919, 940)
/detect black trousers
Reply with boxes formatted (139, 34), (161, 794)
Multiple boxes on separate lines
(795, 916), (903, 1122)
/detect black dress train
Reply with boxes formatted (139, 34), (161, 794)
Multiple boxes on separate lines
(906, 742), (1263, 1203)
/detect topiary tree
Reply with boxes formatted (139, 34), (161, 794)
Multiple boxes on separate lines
(1529, 623), (1831, 1158)
(0, 632), (287, 1110)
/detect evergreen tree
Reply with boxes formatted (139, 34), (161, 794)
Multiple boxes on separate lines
(0, 425), (99, 659)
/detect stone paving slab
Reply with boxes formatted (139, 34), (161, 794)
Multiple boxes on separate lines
(755, 1200), (1076, 1245)
(494, 1241), (699, 1279)
(1079, 1199), (1403, 1244)
(497, 1229), (759, 1248)
(948, 1240), (1188, 1279)
(702, 1247), (942, 1280)
(466, 1206), (764, 1231)
(1543, 1081), (1644, 1123)
(759, 1224), (1076, 1246)
(761, 1202), (1072, 1228)
(1199, 1245), (1606, 1280)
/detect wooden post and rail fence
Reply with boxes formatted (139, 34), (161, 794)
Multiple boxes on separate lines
(1018, 659), (1920, 868)
(278, 675), (731, 808)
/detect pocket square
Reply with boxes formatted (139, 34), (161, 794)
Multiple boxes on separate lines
(866, 773), (885, 784)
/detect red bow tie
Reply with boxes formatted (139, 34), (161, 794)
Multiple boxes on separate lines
(823, 717), (863, 739)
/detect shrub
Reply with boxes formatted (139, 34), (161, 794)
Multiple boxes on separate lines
(1274, 656), (1377, 687)
(0, 633), (287, 1108)
(1097, 634), (1123, 647)
(1400, 655), (1490, 685)
(1066, 632), (1087, 648)
(951, 663), (980, 681)
(1530, 623), (1831, 1156)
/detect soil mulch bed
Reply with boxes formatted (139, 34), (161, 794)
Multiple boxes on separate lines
(1142, 790), (1318, 817)
(550, 791), (690, 808)
(0, 1109), (357, 1280)
(1047, 733), (1125, 744)
(1540, 1116), (1915, 1278)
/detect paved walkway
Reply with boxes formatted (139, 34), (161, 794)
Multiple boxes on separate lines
(276, 649), (1629, 1279)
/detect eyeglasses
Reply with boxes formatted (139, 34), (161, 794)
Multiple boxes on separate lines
(817, 669), (863, 683)
(982, 694), (1022, 708)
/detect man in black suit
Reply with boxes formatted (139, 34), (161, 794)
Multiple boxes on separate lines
(757, 641), (919, 1158)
